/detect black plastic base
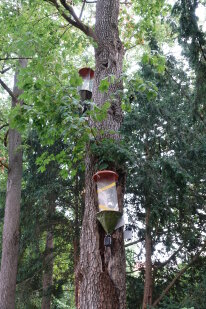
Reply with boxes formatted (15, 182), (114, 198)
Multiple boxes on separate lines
(104, 235), (112, 247)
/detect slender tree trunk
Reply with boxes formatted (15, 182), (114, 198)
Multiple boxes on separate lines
(142, 206), (153, 309)
(77, 1), (126, 308)
(41, 231), (54, 309)
(41, 197), (55, 309)
(0, 59), (27, 309)
(74, 176), (80, 308)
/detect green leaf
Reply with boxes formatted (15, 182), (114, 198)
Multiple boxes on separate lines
(142, 53), (150, 64)
(146, 89), (157, 100)
(102, 101), (111, 111)
(99, 78), (110, 93)
(70, 72), (82, 87)
(138, 83), (146, 92)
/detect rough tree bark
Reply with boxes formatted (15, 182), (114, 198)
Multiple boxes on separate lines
(77, 1), (126, 308)
(0, 59), (27, 309)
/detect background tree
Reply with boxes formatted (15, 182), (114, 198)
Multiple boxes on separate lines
(0, 59), (27, 309)
(122, 1), (206, 307)
(15, 132), (84, 308)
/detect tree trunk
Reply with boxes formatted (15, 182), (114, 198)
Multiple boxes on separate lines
(0, 59), (27, 309)
(77, 1), (126, 308)
(142, 206), (153, 309)
(74, 176), (80, 308)
(41, 231), (54, 309)
(41, 196), (56, 309)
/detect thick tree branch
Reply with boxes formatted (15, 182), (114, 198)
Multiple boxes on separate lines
(125, 240), (138, 248)
(0, 57), (32, 61)
(60, 0), (80, 22)
(0, 67), (12, 74)
(126, 269), (140, 274)
(0, 78), (17, 102)
(4, 129), (8, 147)
(0, 124), (9, 131)
(0, 160), (8, 170)
(152, 243), (206, 307)
(85, 0), (131, 3)
(45, 0), (98, 42)
(198, 40), (206, 62)
(79, 0), (86, 20)
(125, 238), (144, 248)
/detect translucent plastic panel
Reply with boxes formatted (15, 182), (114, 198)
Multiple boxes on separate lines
(97, 179), (118, 211)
